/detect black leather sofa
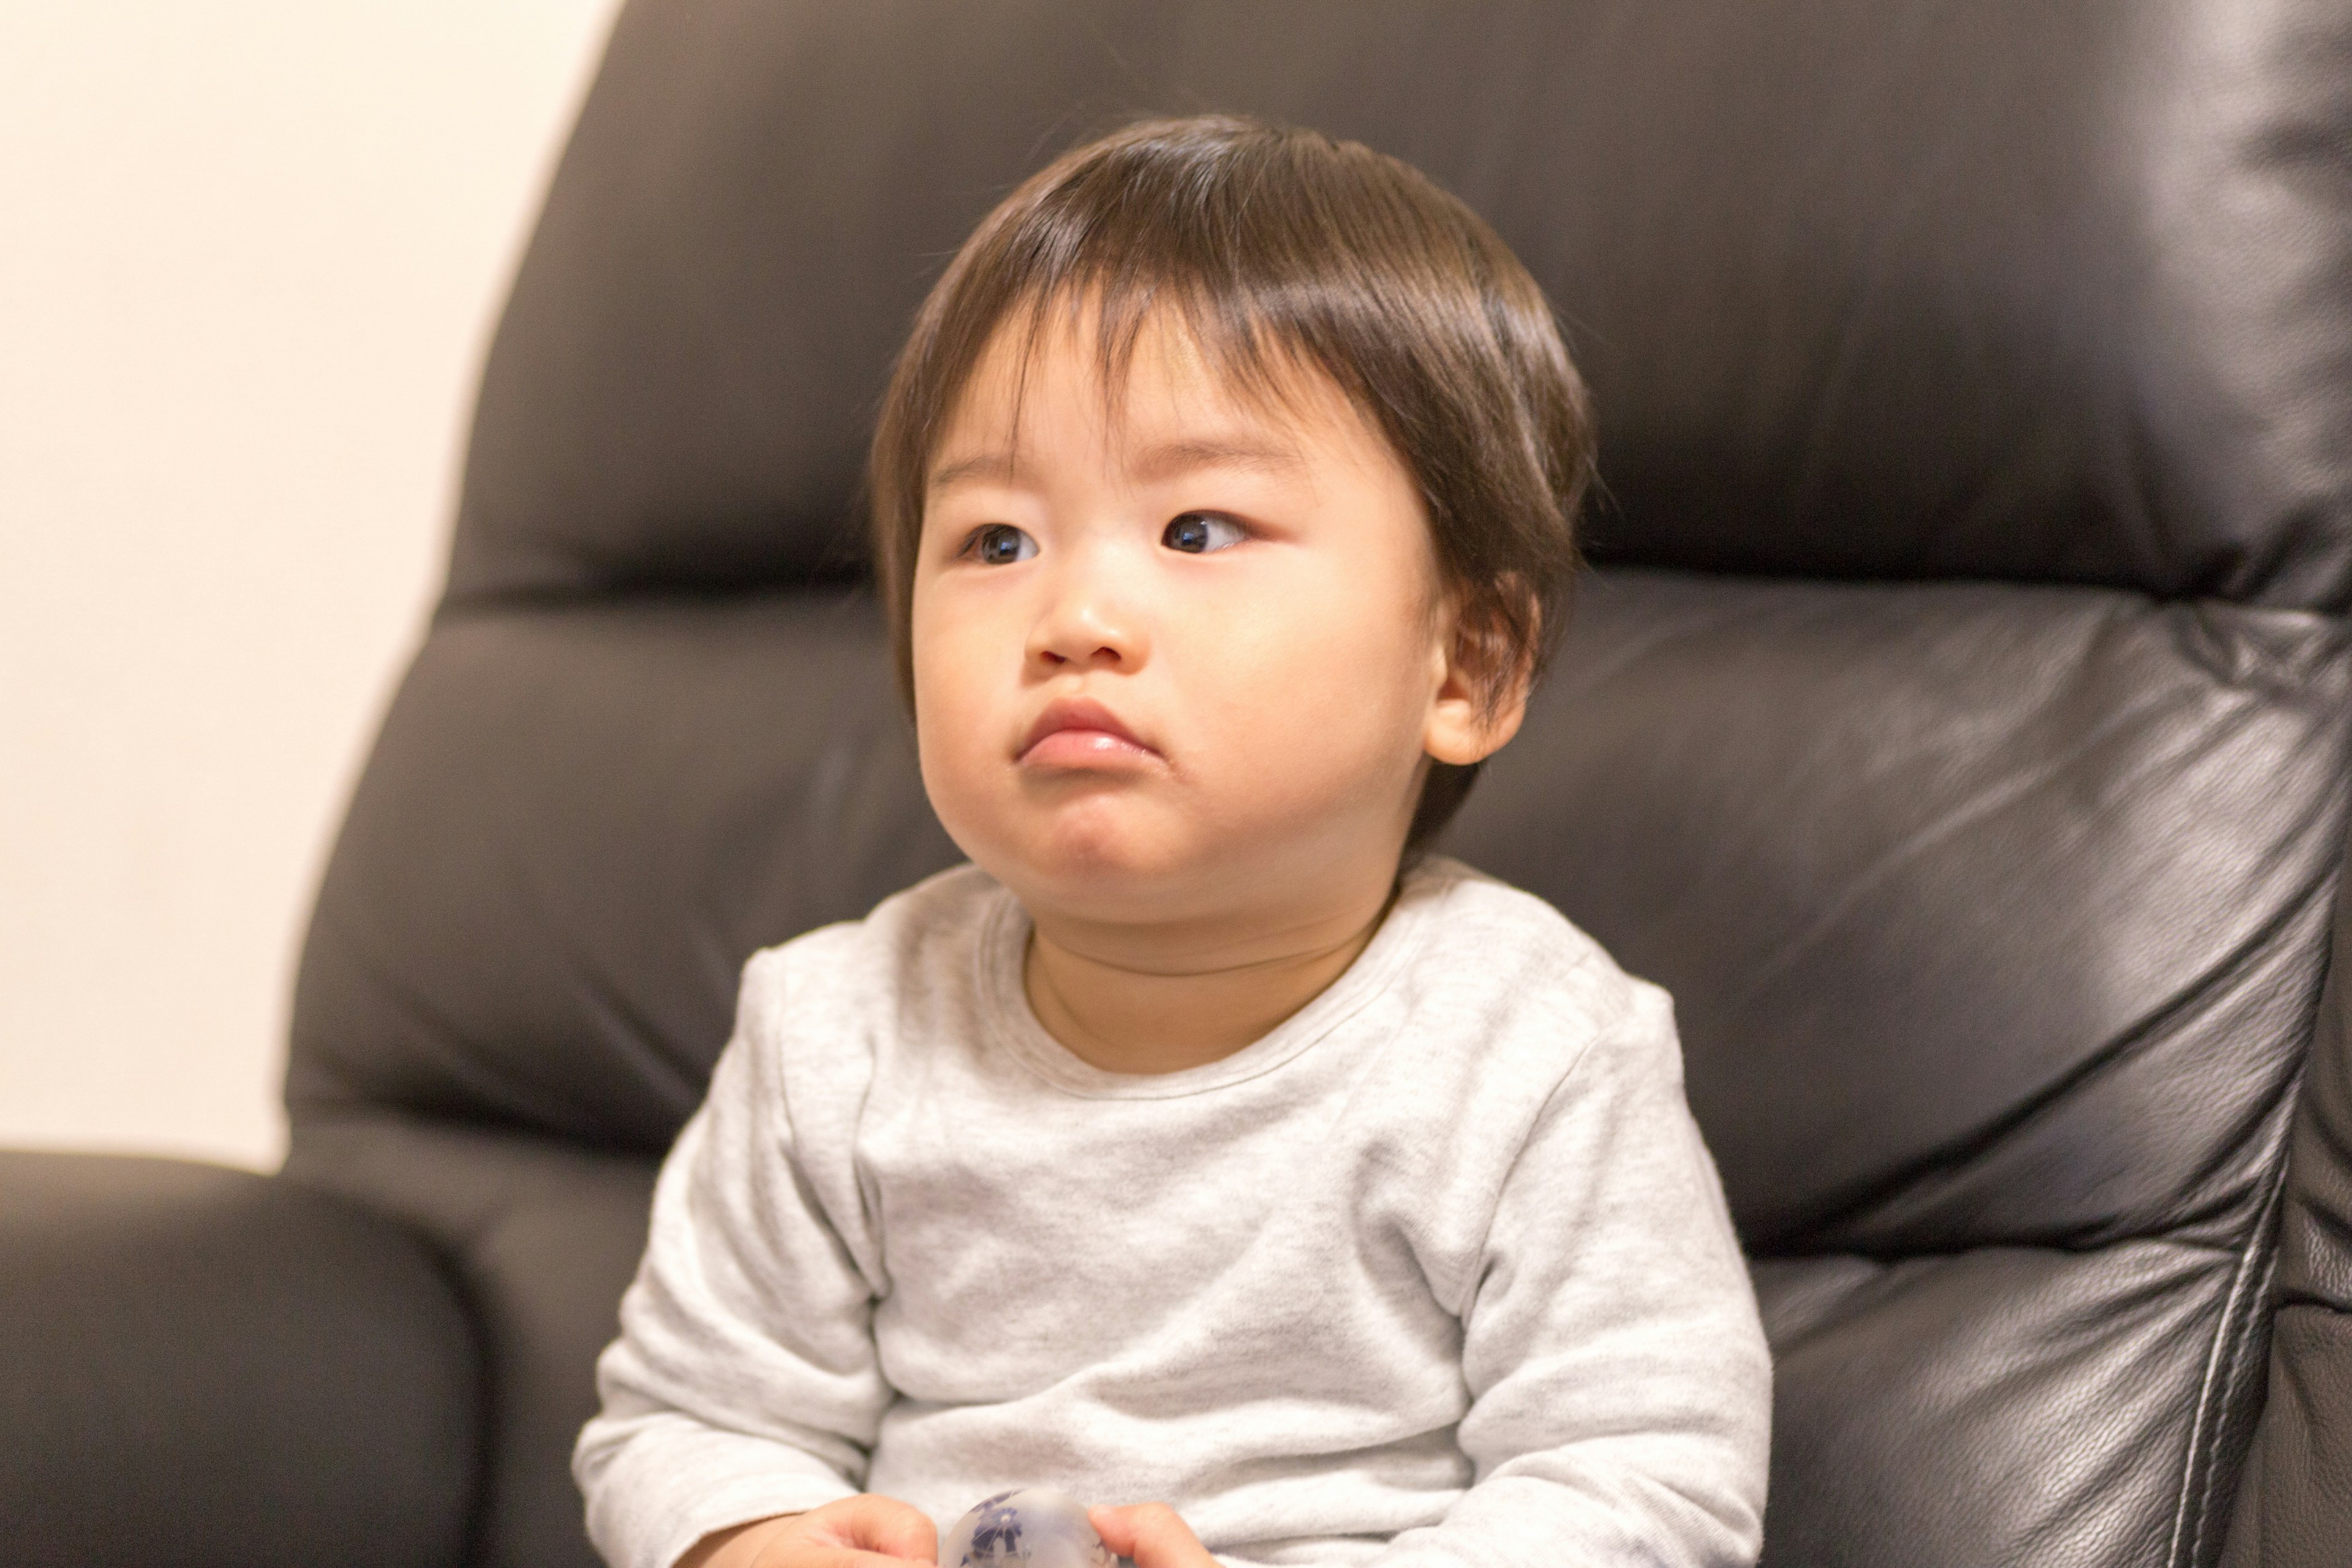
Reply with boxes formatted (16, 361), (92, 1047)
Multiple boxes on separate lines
(7, 4), (2352, 1566)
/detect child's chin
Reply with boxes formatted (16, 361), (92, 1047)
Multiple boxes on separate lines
(997, 816), (1211, 905)
(1025, 832), (1178, 890)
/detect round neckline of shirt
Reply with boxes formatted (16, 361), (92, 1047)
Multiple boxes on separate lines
(974, 859), (1464, 1099)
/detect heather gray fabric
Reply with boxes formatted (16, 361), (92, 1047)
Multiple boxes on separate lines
(577, 861), (1770, 1568)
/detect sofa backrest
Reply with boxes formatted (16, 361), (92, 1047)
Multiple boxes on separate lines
(284, 4), (2352, 1567)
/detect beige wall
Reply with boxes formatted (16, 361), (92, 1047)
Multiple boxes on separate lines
(0, 1), (620, 1169)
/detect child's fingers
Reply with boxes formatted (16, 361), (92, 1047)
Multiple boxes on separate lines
(756, 1494), (937, 1566)
(785, 1542), (941, 1568)
(1087, 1502), (1217, 1568)
(772, 1551), (939, 1568)
(820, 1493), (938, 1559)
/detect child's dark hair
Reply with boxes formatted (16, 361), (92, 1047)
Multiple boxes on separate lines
(870, 114), (1594, 851)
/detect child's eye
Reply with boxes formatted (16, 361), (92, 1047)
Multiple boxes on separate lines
(962, 524), (1038, 565)
(1161, 511), (1247, 554)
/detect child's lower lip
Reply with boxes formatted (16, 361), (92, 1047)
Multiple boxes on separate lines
(1019, 728), (1157, 767)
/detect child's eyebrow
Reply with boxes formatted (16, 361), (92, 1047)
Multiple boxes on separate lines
(1126, 437), (1305, 483)
(929, 452), (1020, 491)
(928, 437), (1303, 494)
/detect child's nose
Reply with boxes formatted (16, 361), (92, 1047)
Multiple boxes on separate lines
(1028, 564), (1148, 671)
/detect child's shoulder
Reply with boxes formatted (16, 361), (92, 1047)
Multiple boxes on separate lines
(1400, 855), (1678, 1076)
(736, 862), (1006, 1037)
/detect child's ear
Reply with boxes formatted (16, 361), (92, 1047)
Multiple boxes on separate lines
(1423, 587), (1534, 767)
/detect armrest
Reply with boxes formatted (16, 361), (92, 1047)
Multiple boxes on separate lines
(0, 1150), (480, 1568)
(2222, 853), (2352, 1568)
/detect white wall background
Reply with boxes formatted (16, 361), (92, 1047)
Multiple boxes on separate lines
(0, 1), (621, 1170)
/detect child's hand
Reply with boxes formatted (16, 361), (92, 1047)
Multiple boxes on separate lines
(1088, 1504), (1219, 1568)
(679, 1494), (937, 1568)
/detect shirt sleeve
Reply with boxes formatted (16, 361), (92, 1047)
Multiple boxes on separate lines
(1372, 982), (1773, 1568)
(573, 954), (889, 1568)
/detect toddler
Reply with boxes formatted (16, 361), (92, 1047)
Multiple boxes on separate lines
(575, 115), (1771, 1568)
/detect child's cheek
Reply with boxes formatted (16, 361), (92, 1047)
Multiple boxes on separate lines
(912, 624), (1015, 855)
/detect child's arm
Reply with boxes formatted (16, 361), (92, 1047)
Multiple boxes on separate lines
(1380, 988), (1773, 1566)
(575, 955), (906, 1568)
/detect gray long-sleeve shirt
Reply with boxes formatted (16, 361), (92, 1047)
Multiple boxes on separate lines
(576, 858), (1771, 1568)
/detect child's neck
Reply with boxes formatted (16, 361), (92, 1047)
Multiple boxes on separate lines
(1022, 873), (1401, 1076)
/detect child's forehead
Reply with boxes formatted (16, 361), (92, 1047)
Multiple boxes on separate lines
(935, 295), (1382, 483)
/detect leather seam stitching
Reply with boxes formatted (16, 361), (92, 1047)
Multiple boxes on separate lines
(2171, 1169), (2288, 1568)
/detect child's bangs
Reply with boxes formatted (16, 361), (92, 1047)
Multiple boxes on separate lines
(925, 116), (1460, 472)
(986, 266), (1349, 458)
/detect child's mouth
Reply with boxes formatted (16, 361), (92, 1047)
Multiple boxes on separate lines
(1018, 698), (1159, 767)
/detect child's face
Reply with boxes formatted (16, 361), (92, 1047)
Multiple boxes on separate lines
(911, 306), (1506, 930)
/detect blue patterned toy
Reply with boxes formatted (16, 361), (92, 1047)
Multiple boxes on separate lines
(938, 1487), (1135, 1568)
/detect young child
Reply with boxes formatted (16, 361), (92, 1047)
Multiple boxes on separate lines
(575, 115), (1771, 1568)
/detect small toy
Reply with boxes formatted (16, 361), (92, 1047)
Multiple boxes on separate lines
(938, 1487), (1133, 1568)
